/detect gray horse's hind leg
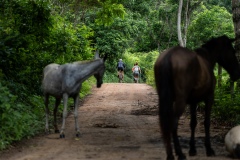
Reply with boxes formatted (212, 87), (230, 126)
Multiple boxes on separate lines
(60, 93), (68, 138)
(53, 98), (61, 133)
(74, 95), (80, 137)
(44, 94), (50, 134)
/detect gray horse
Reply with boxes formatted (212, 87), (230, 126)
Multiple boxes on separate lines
(42, 51), (106, 138)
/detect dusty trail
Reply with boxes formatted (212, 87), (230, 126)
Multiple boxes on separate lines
(0, 83), (232, 160)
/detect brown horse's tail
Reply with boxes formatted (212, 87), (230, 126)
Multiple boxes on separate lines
(154, 52), (174, 140)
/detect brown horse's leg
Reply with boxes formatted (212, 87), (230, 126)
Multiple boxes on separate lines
(159, 102), (174, 160)
(164, 135), (174, 160)
(172, 118), (186, 160)
(189, 104), (197, 156)
(44, 94), (50, 134)
(172, 101), (186, 160)
(204, 100), (215, 156)
(53, 98), (61, 133)
(160, 109), (176, 160)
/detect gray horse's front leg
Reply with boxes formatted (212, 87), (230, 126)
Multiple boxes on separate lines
(60, 93), (68, 138)
(74, 95), (80, 137)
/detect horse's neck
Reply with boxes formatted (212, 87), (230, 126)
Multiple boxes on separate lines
(195, 47), (216, 70)
(72, 59), (102, 81)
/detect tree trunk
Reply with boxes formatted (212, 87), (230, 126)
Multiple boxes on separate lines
(232, 0), (240, 89)
(183, 0), (190, 47)
(177, 0), (184, 47)
(232, 0), (240, 61)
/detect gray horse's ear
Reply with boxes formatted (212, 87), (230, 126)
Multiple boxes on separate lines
(95, 50), (100, 59)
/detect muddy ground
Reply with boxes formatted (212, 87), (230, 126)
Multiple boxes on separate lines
(0, 83), (234, 160)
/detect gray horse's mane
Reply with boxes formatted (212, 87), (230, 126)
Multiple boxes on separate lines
(72, 58), (101, 65)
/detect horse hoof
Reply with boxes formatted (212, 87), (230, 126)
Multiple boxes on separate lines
(206, 148), (215, 156)
(178, 157), (186, 160)
(76, 133), (81, 137)
(178, 154), (186, 160)
(166, 155), (174, 160)
(60, 134), (65, 138)
(189, 149), (197, 156)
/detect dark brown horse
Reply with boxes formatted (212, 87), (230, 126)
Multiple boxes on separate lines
(154, 35), (240, 160)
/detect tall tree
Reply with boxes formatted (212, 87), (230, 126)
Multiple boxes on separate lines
(177, 0), (193, 47)
(232, 0), (240, 62)
(177, 0), (184, 46)
(232, 0), (240, 91)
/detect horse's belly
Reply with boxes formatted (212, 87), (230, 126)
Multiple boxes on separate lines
(187, 90), (210, 103)
(43, 81), (62, 96)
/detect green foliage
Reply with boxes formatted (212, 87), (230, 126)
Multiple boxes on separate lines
(103, 70), (133, 83)
(0, 0), (239, 150)
(213, 87), (240, 125)
(205, 0), (232, 12)
(0, 0), (105, 150)
(0, 82), (44, 150)
(143, 51), (159, 86)
(188, 5), (234, 47)
(103, 50), (159, 83)
(212, 68), (240, 125)
(146, 69), (155, 86)
(96, 0), (126, 26)
(91, 18), (129, 63)
(47, 16), (94, 64)
(0, 0), (53, 94)
(0, 0), (96, 95)
(80, 78), (96, 97)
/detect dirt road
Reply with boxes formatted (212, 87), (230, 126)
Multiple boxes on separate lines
(0, 83), (233, 160)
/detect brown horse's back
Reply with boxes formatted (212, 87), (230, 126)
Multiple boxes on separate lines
(170, 47), (200, 99)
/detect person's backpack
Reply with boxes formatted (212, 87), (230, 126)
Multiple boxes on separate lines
(133, 66), (140, 72)
(118, 61), (124, 68)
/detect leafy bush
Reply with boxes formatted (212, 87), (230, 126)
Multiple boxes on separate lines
(188, 5), (234, 48)
(0, 76), (95, 150)
(0, 83), (44, 150)
(213, 87), (240, 126)
(106, 50), (159, 84)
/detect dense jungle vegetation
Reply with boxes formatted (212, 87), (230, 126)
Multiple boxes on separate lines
(0, 0), (239, 150)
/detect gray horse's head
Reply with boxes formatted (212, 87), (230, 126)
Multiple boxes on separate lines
(94, 51), (107, 88)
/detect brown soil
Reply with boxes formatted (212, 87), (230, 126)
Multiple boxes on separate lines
(0, 83), (233, 160)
